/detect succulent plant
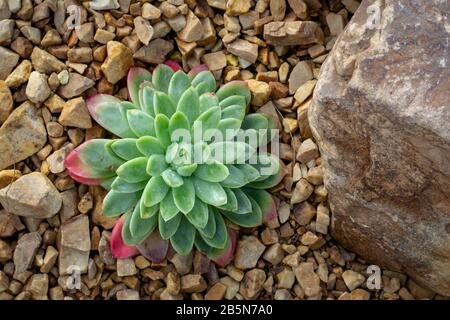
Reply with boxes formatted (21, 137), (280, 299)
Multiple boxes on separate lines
(65, 62), (284, 266)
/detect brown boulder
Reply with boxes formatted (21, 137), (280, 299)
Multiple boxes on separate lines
(309, 0), (450, 296)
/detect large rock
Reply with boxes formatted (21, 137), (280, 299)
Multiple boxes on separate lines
(0, 172), (62, 219)
(0, 102), (47, 170)
(309, 0), (450, 296)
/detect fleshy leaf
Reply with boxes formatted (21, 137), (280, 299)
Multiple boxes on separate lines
(235, 164), (261, 182)
(244, 188), (278, 223)
(86, 94), (121, 122)
(231, 188), (253, 214)
(127, 67), (152, 108)
(222, 195), (262, 228)
(217, 118), (242, 141)
(209, 141), (255, 164)
(176, 163), (198, 176)
(218, 187), (238, 212)
(152, 64), (174, 93)
(87, 95), (137, 138)
(160, 189), (180, 222)
(136, 136), (166, 156)
(136, 230), (169, 263)
(67, 170), (102, 186)
(194, 161), (229, 182)
(221, 104), (246, 121)
(220, 165), (248, 188)
(140, 200), (159, 219)
(219, 95), (246, 109)
(141, 86), (155, 116)
(199, 210), (228, 249)
(192, 177), (227, 207)
(185, 198), (208, 229)
(195, 207), (216, 239)
(103, 190), (141, 217)
(154, 114), (171, 147)
(159, 212), (181, 240)
(146, 154), (168, 176)
(242, 113), (270, 146)
(191, 70), (216, 93)
(111, 177), (147, 193)
(170, 215), (195, 256)
(199, 93), (219, 113)
(172, 177), (195, 214)
(116, 157), (149, 183)
(247, 158), (285, 189)
(192, 106), (221, 139)
(188, 64), (209, 79)
(168, 70), (191, 104)
(127, 109), (156, 137)
(216, 81), (251, 106)
(164, 60), (182, 72)
(154, 91), (176, 118)
(161, 168), (184, 188)
(110, 215), (138, 259)
(143, 175), (169, 207)
(212, 228), (237, 267)
(169, 112), (190, 143)
(130, 200), (158, 241)
(110, 138), (142, 160)
(177, 87), (200, 124)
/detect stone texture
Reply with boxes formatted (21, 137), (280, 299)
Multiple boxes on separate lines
(226, 39), (258, 64)
(133, 38), (174, 64)
(57, 73), (95, 99)
(0, 102), (46, 170)
(309, 0), (450, 296)
(26, 71), (51, 103)
(30, 47), (65, 74)
(59, 215), (91, 275)
(263, 21), (324, 46)
(0, 172), (62, 218)
(13, 232), (41, 273)
(5, 60), (32, 88)
(101, 41), (133, 84)
(59, 97), (92, 129)
(0, 80), (13, 124)
(0, 46), (19, 80)
(234, 235), (266, 270)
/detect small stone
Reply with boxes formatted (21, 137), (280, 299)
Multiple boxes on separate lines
(226, 0), (251, 16)
(0, 81), (13, 124)
(166, 272), (180, 294)
(133, 38), (174, 64)
(90, 0), (119, 10)
(220, 276), (239, 300)
(263, 243), (285, 265)
(59, 215), (91, 275)
(193, 251), (210, 275)
(31, 47), (65, 74)
(0, 208), (22, 237)
(0, 172), (61, 218)
(205, 282), (227, 300)
(239, 11), (259, 30)
(59, 97), (92, 129)
(246, 79), (271, 107)
(261, 227), (279, 245)
(0, 47), (19, 80)
(117, 289), (140, 300)
(169, 252), (193, 275)
(338, 288), (371, 300)
(177, 11), (202, 43)
(0, 19), (14, 45)
(181, 274), (207, 293)
(274, 288), (292, 300)
(239, 269), (266, 299)
(326, 12), (345, 36)
(134, 16), (154, 45)
(270, 0), (286, 21)
(20, 26), (41, 45)
(0, 239), (12, 263)
(160, 288), (183, 300)
(67, 47), (92, 64)
(24, 274), (48, 300)
(57, 73), (95, 99)
(78, 192), (93, 214)
(26, 71), (51, 103)
(399, 287), (415, 300)
(142, 3), (161, 20)
(41, 29), (61, 47)
(264, 21), (324, 46)
(226, 39), (258, 64)
(300, 231), (319, 246)
(224, 15), (241, 33)
(277, 268), (295, 289)
(167, 15), (186, 32)
(94, 29), (115, 44)
(291, 179), (314, 204)
(40, 246), (58, 273)
(315, 203), (330, 234)
(76, 23), (94, 43)
(288, 61), (313, 95)
(283, 118), (298, 134)
(342, 270), (366, 291)
(160, 1), (179, 18)
(234, 236), (266, 270)
(47, 144), (73, 174)
(117, 258), (137, 277)
(13, 232), (41, 273)
(406, 279), (435, 299)
(296, 139), (319, 164)
(294, 80), (317, 105)
(288, 0), (308, 19)
(295, 262), (321, 298)
(101, 41), (133, 84)
(0, 271), (9, 293)
(202, 51), (227, 71)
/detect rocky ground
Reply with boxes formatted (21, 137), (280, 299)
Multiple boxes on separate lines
(0, 0), (445, 300)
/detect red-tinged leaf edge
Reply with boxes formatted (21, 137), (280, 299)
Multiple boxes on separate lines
(212, 228), (237, 267)
(111, 216), (138, 259)
(164, 60), (182, 72)
(86, 94), (121, 122)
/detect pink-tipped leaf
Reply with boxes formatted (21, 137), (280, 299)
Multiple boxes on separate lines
(127, 67), (152, 108)
(111, 216), (139, 259)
